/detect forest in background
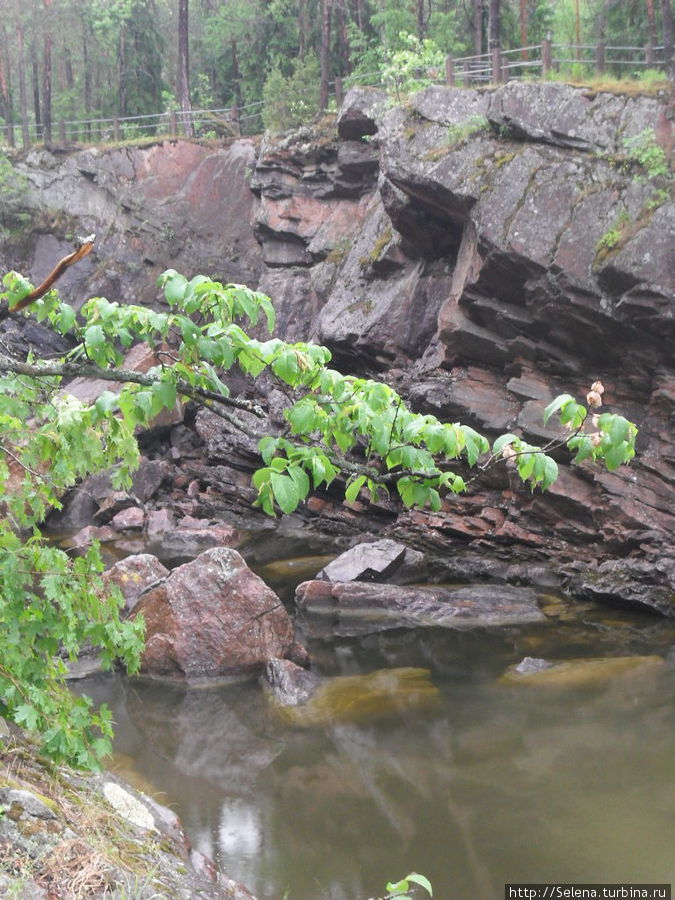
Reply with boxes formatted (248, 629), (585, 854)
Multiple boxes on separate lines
(0, 0), (672, 143)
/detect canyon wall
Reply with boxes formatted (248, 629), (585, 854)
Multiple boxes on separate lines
(2, 81), (673, 613)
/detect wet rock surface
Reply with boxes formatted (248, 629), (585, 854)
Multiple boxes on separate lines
(316, 538), (425, 584)
(104, 553), (169, 615)
(4, 82), (674, 609)
(262, 657), (320, 706)
(133, 547), (298, 677)
(296, 580), (546, 636)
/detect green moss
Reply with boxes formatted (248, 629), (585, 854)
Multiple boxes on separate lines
(326, 237), (352, 264)
(359, 226), (393, 271)
(347, 297), (375, 314)
(494, 151), (516, 168)
(595, 209), (631, 263)
(422, 145), (449, 163)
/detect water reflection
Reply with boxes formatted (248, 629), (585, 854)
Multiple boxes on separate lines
(81, 599), (675, 900)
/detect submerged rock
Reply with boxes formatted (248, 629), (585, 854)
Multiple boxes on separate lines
(262, 658), (321, 706)
(296, 580), (546, 635)
(500, 655), (665, 687)
(133, 547), (298, 678)
(264, 666), (439, 726)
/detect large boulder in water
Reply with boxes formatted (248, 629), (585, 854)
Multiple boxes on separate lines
(296, 580), (546, 636)
(133, 547), (298, 678)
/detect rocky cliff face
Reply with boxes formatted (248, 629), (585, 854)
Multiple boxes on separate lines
(2, 82), (673, 613)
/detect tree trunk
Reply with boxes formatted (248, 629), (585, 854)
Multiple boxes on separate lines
(16, 21), (30, 147)
(82, 21), (92, 138)
(64, 47), (74, 93)
(416, 0), (425, 40)
(335, 0), (352, 74)
(31, 42), (42, 139)
(355, 0), (364, 31)
(519, 0), (528, 59)
(42, 0), (53, 145)
(230, 39), (242, 108)
(298, 0), (308, 60)
(473, 0), (483, 56)
(319, 0), (333, 111)
(177, 0), (194, 136)
(488, 0), (501, 49)
(644, 0), (656, 64)
(118, 25), (127, 117)
(661, 0), (673, 76)
(0, 24), (14, 147)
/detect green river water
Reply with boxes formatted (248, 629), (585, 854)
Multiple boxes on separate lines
(79, 554), (675, 900)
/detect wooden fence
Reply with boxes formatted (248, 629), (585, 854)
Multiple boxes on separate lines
(444, 39), (668, 86)
(1, 39), (669, 150)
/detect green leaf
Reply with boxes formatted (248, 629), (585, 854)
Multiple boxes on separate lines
(345, 474), (367, 503)
(84, 325), (105, 349)
(542, 393), (575, 426)
(542, 455), (559, 488)
(559, 401), (586, 429)
(406, 873), (433, 896)
(287, 465), (310, 499)
(461, 427), (489, 466)
(270, 472), (301, 514)
(568, 435), (594, 463)
(517, 452), (536, 480)
(152, 380), (177, 410)
(272, 350), (301, 386)
(94, 391), (119, 415)
(163, 273), (188, 305)
(258, 436), (278, 464)
(287, 399), (319, 434)
(57, 304), (77, 333)
(14, 704), (40, 731)
(605, 441), (631, 470)
(386, 879), (410, 894)
(334, 429), (355, 453)
(493, 433), (519, 454)
(252, 467), (273, 489)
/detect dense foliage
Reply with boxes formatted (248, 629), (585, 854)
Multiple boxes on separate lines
(0, 266), (638, 766)
(0, 0), (670, 141)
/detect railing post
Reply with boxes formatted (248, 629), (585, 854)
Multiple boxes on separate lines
(169, 109), (177, 138)
(59, 120), (66, 144)
(646, 41), (655, 67)
(595, 41), (605, 74)
(113, 118), (121, 142)
(542, 32), (552, 77)
(4, 122), (15, 147)
(445, 54), (455, 86)
(491, 46), (502, 83)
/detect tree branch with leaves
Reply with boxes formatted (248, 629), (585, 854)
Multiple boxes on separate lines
(0, 259), (638, 767)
